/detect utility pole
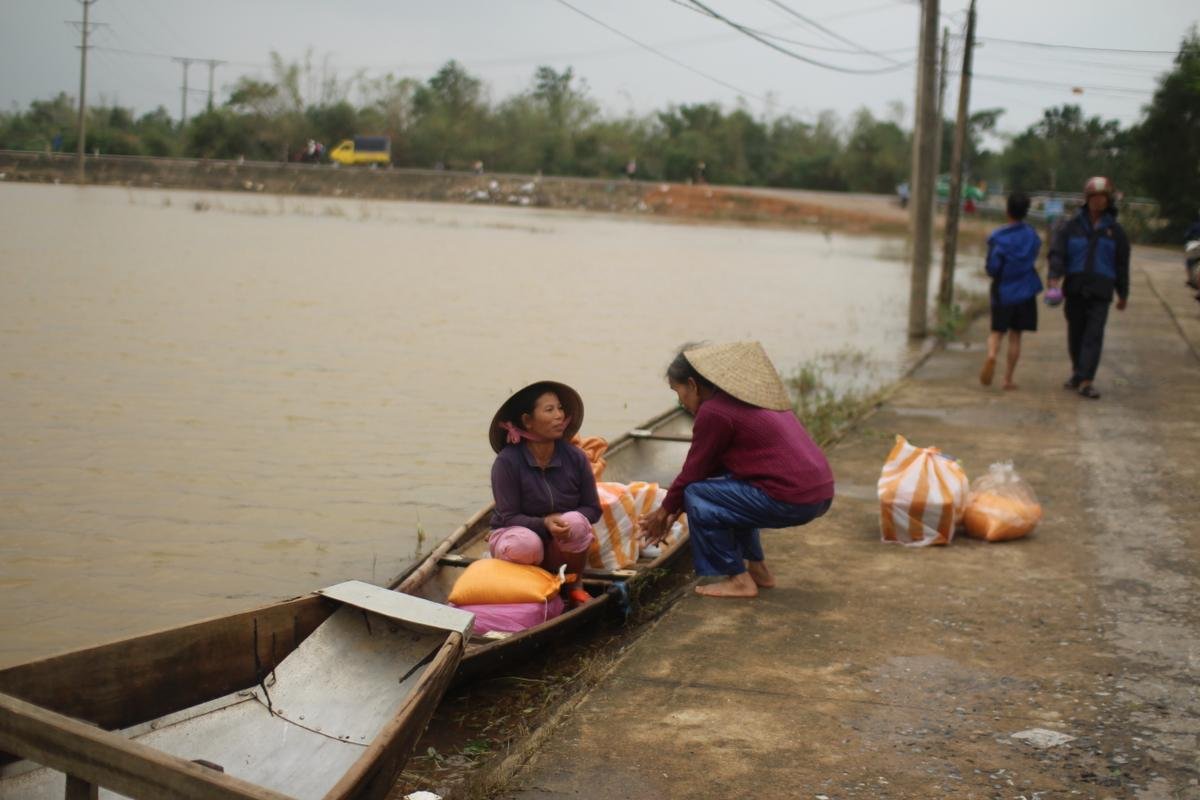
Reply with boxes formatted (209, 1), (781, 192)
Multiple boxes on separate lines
(173, 57), (194, 128)
(933, 27), (949, 205)
(203, 59), (225, 112)
(908, 0), (940, 338)
(938, 0), (977, 313)
(70, 0), (101, 183)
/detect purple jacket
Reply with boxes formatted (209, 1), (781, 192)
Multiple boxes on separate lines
(489, 441), (601, 539)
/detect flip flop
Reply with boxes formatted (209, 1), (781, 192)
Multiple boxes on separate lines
(567, 587), (592, 607)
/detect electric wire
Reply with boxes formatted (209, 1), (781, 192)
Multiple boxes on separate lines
(976, 36), (1175, 56)
(551, 0), (771, 102)
(683, 0), (914, 74)
(759, 0), (904, 64)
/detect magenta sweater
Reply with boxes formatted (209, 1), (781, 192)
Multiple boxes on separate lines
(662, 391), (835, 513)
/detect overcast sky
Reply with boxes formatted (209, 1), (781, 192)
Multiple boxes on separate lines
(2, 1), (1193, 143)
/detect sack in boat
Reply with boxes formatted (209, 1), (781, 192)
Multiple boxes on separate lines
(453, 594), (565, 636)
(588, 481), (687, 570)
(878, 435), (968, 547)
(963, 461), (1042, 542)
(572, 435), (609, 480)
(447, 558), (562, 605)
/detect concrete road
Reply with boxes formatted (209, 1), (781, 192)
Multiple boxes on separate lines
(500, 251), (1200, 800)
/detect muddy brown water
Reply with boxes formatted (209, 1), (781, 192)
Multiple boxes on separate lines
(0, 183), (981, 665)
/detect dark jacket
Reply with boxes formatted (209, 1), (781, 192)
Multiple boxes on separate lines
(986, 221), (1043, 307)
(489, 440), (601, 540)
(1185, 220), (1200, 243)
(1048, 207), (1130, 302)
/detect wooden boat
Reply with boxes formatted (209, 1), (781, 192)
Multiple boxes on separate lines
(0, 581), (473, 800)
(390, 406), (695, 683)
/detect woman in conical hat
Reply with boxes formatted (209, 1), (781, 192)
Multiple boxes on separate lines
(487, 380), (599, 607)
(640, 342), (835, 598)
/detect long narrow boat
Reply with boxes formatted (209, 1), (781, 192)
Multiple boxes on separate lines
(0, 581), (473, 800)
(390, 406), (695, 683)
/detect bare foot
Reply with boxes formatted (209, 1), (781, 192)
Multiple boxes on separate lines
(746, 560), (776, 588)
(979, 357), (995, 386)
(694, 573), (758, 598)
(1003, 381), (1018, 391)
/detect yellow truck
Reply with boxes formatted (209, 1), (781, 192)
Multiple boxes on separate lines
(329, 136), (391, 166)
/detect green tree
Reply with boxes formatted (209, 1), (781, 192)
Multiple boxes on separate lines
(838, 108), (909, 193)
(1134, 28), (1200, 237)
(1000, 105), (1127, 193)
(411, 61), (489, 169)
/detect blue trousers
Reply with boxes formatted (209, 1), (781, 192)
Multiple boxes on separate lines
(682, 477), (833, 577)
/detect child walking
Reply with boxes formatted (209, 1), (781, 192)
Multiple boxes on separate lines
(981, 192), (1043, 390)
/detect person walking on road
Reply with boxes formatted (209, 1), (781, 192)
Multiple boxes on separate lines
(980, 192), (1043, 391)
(1048, 176), (1130, 400)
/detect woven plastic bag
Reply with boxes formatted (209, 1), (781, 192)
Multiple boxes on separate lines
(878, 435), (968, 547)
(963, 461), (1042, 542)
(587, 481), (687, 570)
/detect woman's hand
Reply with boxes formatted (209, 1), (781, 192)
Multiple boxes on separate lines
(544, 513), (571, 541)
(638, 507), (677, 546)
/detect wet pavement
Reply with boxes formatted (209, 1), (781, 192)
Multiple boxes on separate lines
(497, 250), (1200, 800)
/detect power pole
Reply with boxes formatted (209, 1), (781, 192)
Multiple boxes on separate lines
(938, 0), (977, 313)
(933, 27), (949, 205)
(70, 0), (101, 183)
(173, 57), (194, 128)
(204, 59), (225, 112)
(908, 0), (940, 338)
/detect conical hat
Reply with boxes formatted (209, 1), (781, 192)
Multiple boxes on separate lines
(684, 341), (792, 411)
(488, 380), (584, 453)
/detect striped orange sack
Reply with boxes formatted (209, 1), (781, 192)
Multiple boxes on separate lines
(877, 435), (968, 547)
(587, 481), (687, 570)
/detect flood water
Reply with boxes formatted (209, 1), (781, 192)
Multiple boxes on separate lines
(0, 183), (979, 665)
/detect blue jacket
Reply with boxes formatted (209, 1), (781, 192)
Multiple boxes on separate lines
(1048, 207), (1130, 301)
(986, 221), (1043, 307)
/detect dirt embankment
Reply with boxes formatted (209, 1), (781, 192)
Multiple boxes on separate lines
(0, 151), (989, 241)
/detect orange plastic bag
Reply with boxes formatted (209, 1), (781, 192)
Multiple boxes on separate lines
(963, 462), (1042, 542)
(447, 559), (562, 605)
(878, 435), (968, 547)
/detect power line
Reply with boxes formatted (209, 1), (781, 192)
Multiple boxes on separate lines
(666, 0), (914, 55)
(92, 44), (263, 69)
(977, 36), (1176, 56)
(967, 72), (1154, 97)
(551, 0), (770, 103)
(759, 0), (903, 64)
(683, 0), (914, 74)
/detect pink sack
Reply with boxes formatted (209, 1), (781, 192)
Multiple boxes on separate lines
(452, 594), (565, 636)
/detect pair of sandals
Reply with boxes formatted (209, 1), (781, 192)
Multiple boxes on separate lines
(1064, 376), (1100, 399)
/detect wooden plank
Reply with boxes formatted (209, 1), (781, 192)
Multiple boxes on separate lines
(0, 692), (295, 800)
(320, 633), (463, 800)
(627, 429), (693, 443)
(318, 582), (473, 637)
(0, 595), (334, 747)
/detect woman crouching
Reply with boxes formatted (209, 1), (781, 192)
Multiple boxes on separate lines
(488, 381), (599, 607)
(640, 342), (835, 598)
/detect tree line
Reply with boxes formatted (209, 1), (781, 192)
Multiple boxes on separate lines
(2, 30), (1196, 236)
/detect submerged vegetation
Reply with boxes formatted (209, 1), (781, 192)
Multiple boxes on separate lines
(787, 349), (889, 446)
